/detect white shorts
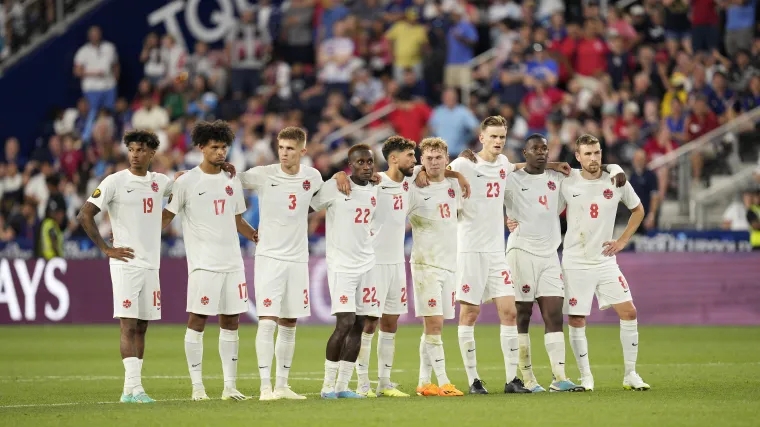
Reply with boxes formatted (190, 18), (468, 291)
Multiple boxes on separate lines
(254, 256), (310, 319)
(506, 249), (565, 302)
(562, 265), (633, 316)
(411, 264), (456, 319)
(186, 270), (248, 316)
(327, 267), (378, 316)
(111, 265), (161, 321)
(456, 252), (515, 305)
(372, 263), (409, 316)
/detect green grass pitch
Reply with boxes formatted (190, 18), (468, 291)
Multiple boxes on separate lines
(1, 325), (759, 426)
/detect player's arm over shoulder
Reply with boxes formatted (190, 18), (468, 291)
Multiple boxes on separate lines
(165, 175), (188, 215)
(238, 165), (271, 190)
(307, 167), (325, 193)
(310, 178), (337, 211)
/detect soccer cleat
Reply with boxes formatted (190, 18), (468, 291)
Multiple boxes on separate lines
(132, 392), (156, 403)
(221, 388), (251, 401)
(320, 390), (338, 399)
(377, 387), (410, 397)
(259, 386), (278, 401)
(623, 372), (650, 391)
(504, 377), (532, 394)
(550, 379), (585, 392)
(192, 388), (210, 401)
(524, 381), (546, 393)
(336, 390), (367, 399)
(469, 378), (488, 394)
(356, 383), (377, 398)
(274, 386), (307, 400)
(438, 384), (464, 397)
(120, 394), (136, 403)
(580, 375), (595, 391)
(416, 383), (440, 396)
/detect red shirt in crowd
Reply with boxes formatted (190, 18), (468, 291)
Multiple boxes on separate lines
(614, 117), (643, 140)
(574, 37), (608, 77)
(60, 150), (83, 180)
(522, 87), (564, 129)
(691, 0), (719, 26)
(643, 137), (678, 162)
(388, 102), (432, 142)
(549, 37), (578, 82)
(686, 111), (719, 141)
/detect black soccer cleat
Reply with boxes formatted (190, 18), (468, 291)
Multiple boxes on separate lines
(504, 377), (532, 394)
(469, 379), (488, 394)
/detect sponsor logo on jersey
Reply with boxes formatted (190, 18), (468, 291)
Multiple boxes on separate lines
(604, 189), (614, 199)
(522, 284), (531, 294)
(340, 295), (349, 304)
(263, 298), (272, 307)
(403, 181), (409, 192)
(303, 180), (311, 191)
(547, 181), (556, 191)
(122, 299), (132, 309)
(461, 284), (470, 293)
(92, 189), (101, 198)
(500, 169), (506, 179)
(448, 188), (455, 198)
(225, 185), (234, 196)
(569, 298), (577, 307)
(201, 296), (209, 305)
(151, 181), (159, 192)
(428, 298), (437, 308)
(371, 196), (376, 207)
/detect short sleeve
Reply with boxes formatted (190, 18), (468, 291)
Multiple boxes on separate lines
(234, 179), (247, 215)
(165, 178), (185, 214)
(161, 175), (173, 197)
(74, 46), (86, 66)
(310, 170), (325, 194)
(239, 166), (267, 191)
(406, 186), (419, 215)
(448, 157), (468, 173)
(86, 175), (116, 212)
(310, 180), (336, 211)
(620, 182), (642, 210)
(499, 155), (516, 175)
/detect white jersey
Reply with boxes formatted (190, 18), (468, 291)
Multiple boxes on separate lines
(311, 179), (377, 273)
(407, 178), (461, 272)
(449, 154), (516, 253)
(165, 167), (246, 273)
(239, 164), (324, 262)
(372, 172), (414, 265)
(561, 171), (641, 268)
(504, 169), (569, 257)
(87, 169), (172, 270)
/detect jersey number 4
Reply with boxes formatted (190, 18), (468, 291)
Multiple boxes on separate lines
(354, 208), (370, 223)
(486, 182), (500, 198)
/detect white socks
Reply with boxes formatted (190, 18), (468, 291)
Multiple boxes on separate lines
(424, 334), (450, 386)
(377, 331), (396, 389)
(620, 319), (639, 375)
(219, 328), (239, 390)
(569, 326), (591, 376)
(418, 334), (432, 386)
(356, 332), (374, 388)
(323, 360), (340, 391)
(256, 319), (277, 391)
(544, 332), (567, 381)
(500, 325), (519, 382)
(335, 360), (355, 392)
(184, 328), (204, 390)
(518, 333), (536, 383)
(458, 325), (479, 385)
(123, 357), (141, 396)
(275, 325), (296, 389)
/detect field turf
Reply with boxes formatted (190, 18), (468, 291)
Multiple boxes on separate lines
(1, 325), (759, 426)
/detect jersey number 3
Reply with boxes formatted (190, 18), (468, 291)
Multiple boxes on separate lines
(289, 194), (297, 210)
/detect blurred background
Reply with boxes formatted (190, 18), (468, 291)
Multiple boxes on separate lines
(0, 0), (759, 325)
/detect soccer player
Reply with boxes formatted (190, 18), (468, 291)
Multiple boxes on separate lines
(78, 130), (171, 403)
(503, 134), (625, 393)
(237, 127), (324, 401)
(161, 120), (258, 401)
(558, 134), (649, 391)
(408, 137), (464, 397)
(311, 144), (378, 399)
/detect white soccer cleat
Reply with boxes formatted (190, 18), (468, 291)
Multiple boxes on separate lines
(274, 386), (307, 400)
(580, 375), (595, 391)
(623, 372), (650, 391)
(192, 388), (210, 401)
(259, 385), (278, 401)
(221, 388), (251, 400)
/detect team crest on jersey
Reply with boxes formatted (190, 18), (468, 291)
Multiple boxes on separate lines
(547, 181), (556, 191)
(201, 296), (209, 305)
(403, 181), (409, 192)
(151, 181), (159, 192)
(500, 169), (506, 179)
(448, 188), (455, 198)
(522, 285), (531, 294)
(303, 180), (311, 191)
(461, 284), (470, 294)
(604, 189), (614, 199)
(122, 299), (132, 309)
(168, 194), (173, 204)
(371, 196), (376, 207)
(225, 185), (233, 196)
(92, 188), (101, 198)
(428, 299), (437, 308)
(340, 295), (349, 304)
(263, 298), (272, 308)
(569, 298), (578, 307)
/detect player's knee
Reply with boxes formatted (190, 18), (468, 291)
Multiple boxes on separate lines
(459, 304), (479, 326)
(279, 318), (298, 328)
(135, 320), (149, 335)
(335, 313), (356, 333)
(619, 306), (637, 321)
(568, 315), (586, 328)
(379, 315), (399, 333)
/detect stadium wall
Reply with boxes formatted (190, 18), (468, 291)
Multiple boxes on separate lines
(1, 254), (759, 325)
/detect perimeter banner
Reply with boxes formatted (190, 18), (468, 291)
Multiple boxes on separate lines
(1, 254), (759, 325)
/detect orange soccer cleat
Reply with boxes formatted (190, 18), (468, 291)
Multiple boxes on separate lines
(438, 384), (464, 397)
(416, 383), (440, 396)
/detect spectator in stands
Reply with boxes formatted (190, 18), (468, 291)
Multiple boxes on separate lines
(163, 78), (189, 121)
(574, 18), (608, 90)
(741, 74), (760, 112)
(388, 90), (431, 144)
(728, 50), (760, 93)
(8, 200), (37, 244)
(690, 0), (720, 54)
(24, 161), (54, 219)
(662, 0), (691, 56)
(445, 7), (478, 90)
(140, 32), (165, 86)
(520, 76), (565, 135)
(401, 67), (426, 100)
(747, 191), (760, 250)
(722, 190), (753, 231)
(607, 30), (631, 90)
(385, 8), (428, 81)
(630, 149), (661, 232)
(707, 71), (735, 123)
(660, 73), (688, 118)
(73, 26), (119, 142)
(724, 0), (757, 57)
(351, 68), (384, 112)
(3, 137), (26, 170)
(664, 98), (687, 145)
(280, 0), (315, 65)
(686, 94), (720, 182)
(131, 95), (169, 132)
(59, 134), (83, 181)
(36, 189), (65, 260)
(428, 88), (478, 156)
(318, 21), (360, 95)
(606, 8), (636, 48)
(525, 42), (558, 87)
(226, 9), (270, 98)
(319, 0), (349, 42)
(644, 126), (677, 198)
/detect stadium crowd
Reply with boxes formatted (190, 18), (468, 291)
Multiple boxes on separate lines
(1, 0), (760, 256)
